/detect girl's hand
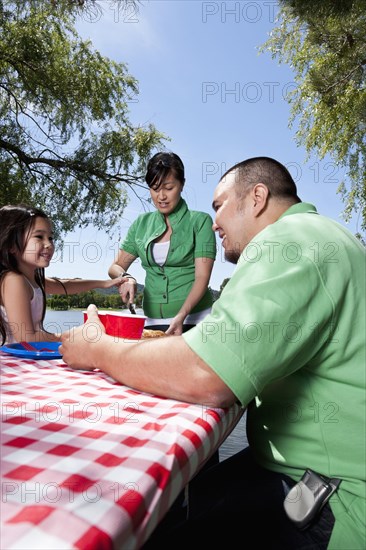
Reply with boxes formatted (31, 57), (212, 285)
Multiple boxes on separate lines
(104, 276), (131, 289)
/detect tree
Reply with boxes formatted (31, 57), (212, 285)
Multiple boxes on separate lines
(0, 0), (165, 236)
(261, 0), (366, 236)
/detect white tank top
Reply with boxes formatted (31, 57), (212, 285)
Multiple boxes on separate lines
(151, 240), (170, 266)
(1, 276), (44, 344)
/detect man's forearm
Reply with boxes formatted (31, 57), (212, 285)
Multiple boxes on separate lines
(79, 335), (234, 407)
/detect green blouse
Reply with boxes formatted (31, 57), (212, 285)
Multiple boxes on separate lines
(120, 198), (217, 318)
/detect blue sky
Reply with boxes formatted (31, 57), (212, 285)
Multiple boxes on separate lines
(49, 0), (360, 290)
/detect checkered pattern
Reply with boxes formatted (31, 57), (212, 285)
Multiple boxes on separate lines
(1, 353), (242, 549)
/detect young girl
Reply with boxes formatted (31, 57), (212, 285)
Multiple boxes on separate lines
(0, 204), (124, 345)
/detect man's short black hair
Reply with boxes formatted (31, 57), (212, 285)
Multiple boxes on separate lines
(222, 156), (301, 203)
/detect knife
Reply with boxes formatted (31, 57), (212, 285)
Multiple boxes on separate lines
(129, 303), (137, 315)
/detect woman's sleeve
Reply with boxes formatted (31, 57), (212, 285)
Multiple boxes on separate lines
(194, 213), (217, 260)
(119, 219), (138, 256)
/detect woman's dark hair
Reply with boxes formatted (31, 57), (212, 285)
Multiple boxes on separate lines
(145, 152), (185, 190)
(0, 204), (50, 344)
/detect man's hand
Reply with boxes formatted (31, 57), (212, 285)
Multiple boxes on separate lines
(59, 304), (106, 370)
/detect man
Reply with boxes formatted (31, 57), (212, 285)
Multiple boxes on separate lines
(60, 157), (366, 549)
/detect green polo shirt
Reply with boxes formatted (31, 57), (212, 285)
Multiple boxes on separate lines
(183, 203), (366, 548)
(120, 199), (217, 318)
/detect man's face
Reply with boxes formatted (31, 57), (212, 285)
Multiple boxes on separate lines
(212, 171), (255, 264)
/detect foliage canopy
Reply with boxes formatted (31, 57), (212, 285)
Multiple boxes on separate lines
(0, 0), (165, 237)
(261, 0), (366, 235)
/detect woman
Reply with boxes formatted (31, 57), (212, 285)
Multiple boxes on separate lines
(109, 152), (217, 335)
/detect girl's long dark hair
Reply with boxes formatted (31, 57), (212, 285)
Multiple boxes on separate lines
(0, 204), (49, 345)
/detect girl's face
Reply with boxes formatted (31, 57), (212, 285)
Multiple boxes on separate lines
(18, 217), (55, 273)
(149, 171), (183, 216)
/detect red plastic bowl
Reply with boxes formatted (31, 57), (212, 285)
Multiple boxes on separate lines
(83, 310), (108, 329)
(106, 312), (146, 340)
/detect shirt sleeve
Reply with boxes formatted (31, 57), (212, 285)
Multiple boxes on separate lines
(119, 218), (139, 256)
(183, 241), (335, 406)
(193, 213), (217, 260)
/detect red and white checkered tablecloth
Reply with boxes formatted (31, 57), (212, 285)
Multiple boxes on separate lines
(0, 353), (243, 549)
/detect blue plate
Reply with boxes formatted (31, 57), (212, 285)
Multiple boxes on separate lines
(0, 342), (62, 359)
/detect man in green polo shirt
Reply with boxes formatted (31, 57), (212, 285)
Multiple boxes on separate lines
(61, 156), (366, 549)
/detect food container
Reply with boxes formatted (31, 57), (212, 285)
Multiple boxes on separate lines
(83, 310), (146, 339)
(83, 310), (108, 329)
(106, 311), (146, 340)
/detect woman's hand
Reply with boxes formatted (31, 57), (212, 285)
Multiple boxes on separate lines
(102, 275), (137, 305)
(118, 277), (137, 305)
(165, 312), (186, 336)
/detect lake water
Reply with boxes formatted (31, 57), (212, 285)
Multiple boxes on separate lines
(44, 308), (84, 333)
(44, 308), (148, 332)
(44, 309), (248, 461)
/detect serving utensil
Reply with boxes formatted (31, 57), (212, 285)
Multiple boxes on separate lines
(129, 303), (137, 315)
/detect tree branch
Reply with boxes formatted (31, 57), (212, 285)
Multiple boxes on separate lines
(320, 59), (366, 94)
(0, 137), (147, 188)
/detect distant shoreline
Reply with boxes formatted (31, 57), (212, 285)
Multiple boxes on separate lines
(47, 306), (131, 312)
(46, 306), (144, 314)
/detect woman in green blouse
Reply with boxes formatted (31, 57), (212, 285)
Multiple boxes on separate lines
(109, 152), (217, 335)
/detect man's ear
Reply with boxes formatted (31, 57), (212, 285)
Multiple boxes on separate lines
(251, 183), (269, 216)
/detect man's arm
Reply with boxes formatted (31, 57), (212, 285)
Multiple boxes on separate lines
(60, 305), (235, 408)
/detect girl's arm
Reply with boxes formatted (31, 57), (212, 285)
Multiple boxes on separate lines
(45, 275), (127, 295)
(1, 272), (60, 343)
(108, 249), (138, 305)
(166, 257), (215, 336)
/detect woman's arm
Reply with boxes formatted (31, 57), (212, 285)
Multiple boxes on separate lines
(166, 257), (215, 335)
(108, 249), (137, 278)
(108, 249), (138, 305)
(2, 273), (60, 342)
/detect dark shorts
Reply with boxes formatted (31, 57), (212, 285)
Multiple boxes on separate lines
(143, 447), (335, 549)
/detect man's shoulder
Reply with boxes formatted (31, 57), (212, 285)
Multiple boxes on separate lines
(284, 209), (362, 247)
(254, 209), (365, 268)
(271, 206), (355, 241)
